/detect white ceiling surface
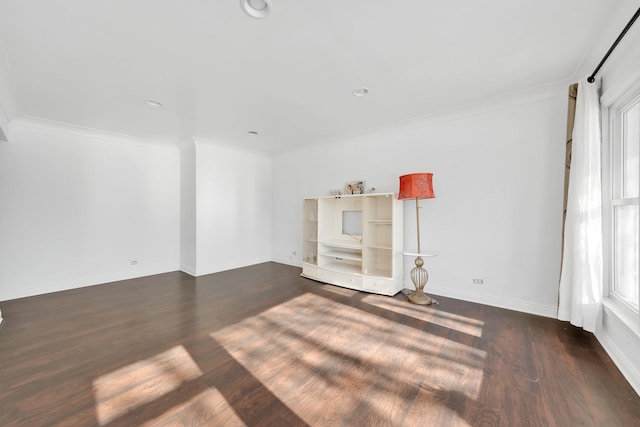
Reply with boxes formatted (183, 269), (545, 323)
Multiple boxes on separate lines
(0, 1), (623, 153)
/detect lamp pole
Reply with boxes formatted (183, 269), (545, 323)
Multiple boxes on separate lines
(415, 197), (421, 254)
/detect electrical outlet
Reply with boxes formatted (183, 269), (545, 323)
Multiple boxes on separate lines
(473, 279), (484, 284)
(291, 251), (297, 256)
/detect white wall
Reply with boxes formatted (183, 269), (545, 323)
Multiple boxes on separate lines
(0, 118), (180, 301)
(179, 140), (197, 275)
(0, 120), (273, 301)
(272, 88), (567, 317)
(0, 36), (20, 140)
(194, 139), (272, 275)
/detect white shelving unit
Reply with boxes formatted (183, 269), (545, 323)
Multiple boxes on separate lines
(301, 193), (403, 296)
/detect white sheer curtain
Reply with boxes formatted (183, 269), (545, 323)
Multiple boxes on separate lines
(558, 77), (603, 333)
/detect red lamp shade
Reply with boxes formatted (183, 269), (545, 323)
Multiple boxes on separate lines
(398, 173), (435, 200)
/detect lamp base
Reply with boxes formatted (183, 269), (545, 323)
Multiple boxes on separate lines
(408, 289), (439, 305)
(408, 257), (439, 306)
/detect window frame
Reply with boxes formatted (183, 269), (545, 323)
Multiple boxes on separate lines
(602, 78), (640, 317)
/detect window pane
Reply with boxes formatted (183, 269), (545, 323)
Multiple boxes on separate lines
(622, 102), (639, 198)
(614, 204), (639, 309)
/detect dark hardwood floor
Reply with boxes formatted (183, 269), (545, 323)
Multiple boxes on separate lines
(1, 262), (639, 426)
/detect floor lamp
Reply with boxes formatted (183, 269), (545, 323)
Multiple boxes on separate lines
(398, 173), (438, 305)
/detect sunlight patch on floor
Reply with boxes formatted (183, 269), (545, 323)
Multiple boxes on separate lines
(318, 284), (360, 297)
(92, 345), (203, 425)
(362, 294), (485, 337)
(138, 387), (247, 427)
(211, 292), (486, 424)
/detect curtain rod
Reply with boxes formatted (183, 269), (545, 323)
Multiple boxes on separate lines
(588, 6), (640, 83)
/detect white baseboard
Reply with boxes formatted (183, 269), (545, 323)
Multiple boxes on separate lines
(184, 258), (274, 277)
(426, 285), (558, 318)
(0, 266), (180, 302)
(597, 331), (640, 397)
(271, 257), (302, 268)
(596, 305), (640, 397)
(180, 265), (196, 276)
(269, 261), (558, 318)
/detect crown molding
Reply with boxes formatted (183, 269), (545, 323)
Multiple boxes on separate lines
(275, 79), (570, 157)
(11, 116), (177, 150)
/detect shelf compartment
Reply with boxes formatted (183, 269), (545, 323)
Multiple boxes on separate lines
(363, 226), (392, 248)
(320, 239), (362, 250)
(363, 247), (392, 278)
(303, 198), (318, 264)
(319, 250), (363, 262)
(365, 194), (393, 223)
(365, 244), (391, 250)
(363, 268), (393, 279)
(321, 262), (363, 275)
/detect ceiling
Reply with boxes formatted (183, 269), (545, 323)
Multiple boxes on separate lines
(0, 1), (625, 153)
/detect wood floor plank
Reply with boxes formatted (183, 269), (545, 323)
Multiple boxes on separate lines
(1, 262), (639, 426)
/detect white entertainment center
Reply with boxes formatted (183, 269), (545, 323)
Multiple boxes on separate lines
(301, 193), (404, 296)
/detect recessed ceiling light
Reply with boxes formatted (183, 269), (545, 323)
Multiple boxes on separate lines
(145, 99), (163, 107)
(352, 87), (370, 97)
(241, 0), (271, 19)
(248, 131), (259, 135)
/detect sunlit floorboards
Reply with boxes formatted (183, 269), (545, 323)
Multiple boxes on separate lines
(1, 262), (639, 426)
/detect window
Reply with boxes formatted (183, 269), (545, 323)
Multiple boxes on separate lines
(606, 86), (640, 312)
